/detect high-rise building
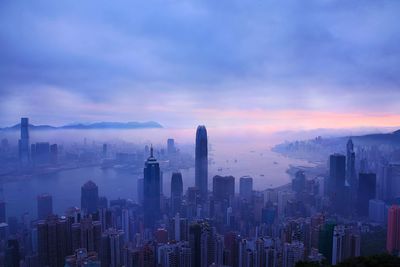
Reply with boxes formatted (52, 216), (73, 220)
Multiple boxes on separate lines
(368, 199), (386, 224)
(292, 171), (306, 194)
(1, 138), (9, 153)
(384, 163), (400, 200)
(5, 238), (20, 267)
(387, 205), (400, 253)
(81, 181), (99, 215)
(18, 117), (30, 165)
(213, 175), (235, 203)
(189, 221), (213, 267)
(167, 138), (175, 154)
(102, 143), (108, 158)
(171, 172), (183, 216)
(283, 241), (305, 267)
(37, 194), (53, 220)
(357, 173), (376, 217)
(50, 144), (58, 164)
(329, 154), (346, 214)
(143, 146), (161, 228)
(34, 142), (51, 165)
(0, 201), (6, 223)
(346, 139), (356, 186)
(239, 176), (253, 200)
(195, 125), (208, 203)
(224, 232), (240, 267)
(332, 225), (360, 265)
(100, 228), (124, 267)
(37, 216), (71, 267)
(318, 222), (335, 264)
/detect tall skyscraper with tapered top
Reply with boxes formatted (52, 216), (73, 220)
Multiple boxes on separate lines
(195, 125), (208, 203)
(18, 117), (30, 165)
(346, 139), (356, 187)
(143, 146), (161, 228)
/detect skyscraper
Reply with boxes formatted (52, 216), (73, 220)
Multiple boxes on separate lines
(283, 241), (304, 267)
(387, 205), (400, 253)
(329, 154), (346, 214)
(100, 228), (124, 267)
(189, 221), (212, 267)
(346, 139), (356, 186)
(357, 172), (376, 216)
(212, 175), (235, 202)
(5, 238), (20, 267)
(102, 143), (107, 158)
(81, 181), (99, 215)
(37, 194), (53, 220)
(50, 144), (58, 164)
(0, 201), (6, 223)
(18, 117), (30, 165)
(384, 163), (400, 200)
(171, 172), (183, 216)
(167, 138), (175, 154)
(292, 171), (306, 194)
(318, 222), (335, 264)
(195, 125), (208, 203)
(239, 176), (253, 200)
(37, 216), (71, 267)
(34, 142), (51, 165)
(143, 146), (161, 228)
(368, 199), (386, 223)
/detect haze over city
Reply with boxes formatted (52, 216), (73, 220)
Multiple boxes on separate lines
(1, 1), (400, 267)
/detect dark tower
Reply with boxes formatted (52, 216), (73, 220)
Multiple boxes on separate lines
(171, 172), (183, 216)
(81, 181), (99, 215)
(37, 193), (53, 220)
(346, 139), (356, 187)
(143, 146), (161, 228)
(357, 172), (376, 216)
(18, 117), (30, 165)
(239, 176), (253, 200)
(329, 154), (346, 214)
(212, 175), (235, 202)
(195, 125), (208, 203)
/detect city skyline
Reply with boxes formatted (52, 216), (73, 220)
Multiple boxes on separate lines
(1, 1), (400, 266)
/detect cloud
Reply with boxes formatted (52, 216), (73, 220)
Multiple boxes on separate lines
(0, 0), (399, 128)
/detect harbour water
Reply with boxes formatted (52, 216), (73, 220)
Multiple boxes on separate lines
(0, 128), (314, 218)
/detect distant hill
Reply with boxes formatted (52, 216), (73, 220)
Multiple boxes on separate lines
(0, 121), (163, 131)
(339, 129), (400, 146)
(273, 128), (400, 161)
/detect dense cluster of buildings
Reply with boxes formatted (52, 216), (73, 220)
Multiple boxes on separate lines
(0, 118), (399, 266)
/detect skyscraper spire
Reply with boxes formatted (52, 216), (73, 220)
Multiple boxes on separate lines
(195, 125), (208, 204)
(143, 143), (161, 228)
(19, 117), (30, 165)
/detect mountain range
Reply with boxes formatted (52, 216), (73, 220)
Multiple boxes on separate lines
(0, 121), (163, 131)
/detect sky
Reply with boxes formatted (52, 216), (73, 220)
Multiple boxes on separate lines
(1, 0), (400, 131)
